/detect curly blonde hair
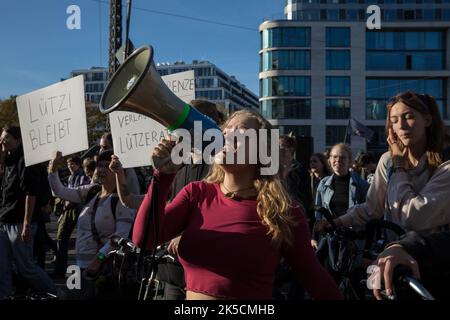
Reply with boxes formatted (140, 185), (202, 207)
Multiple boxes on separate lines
(204, 110), (298, 248)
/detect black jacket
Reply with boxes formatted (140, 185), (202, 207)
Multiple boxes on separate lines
(168, 163), (211, 201)
(392, 231), (450, 299)
(285, 159), (312, 213)
(0, 146), (46, 223)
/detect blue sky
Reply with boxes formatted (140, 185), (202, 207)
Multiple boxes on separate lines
(0, 0), (284, 99)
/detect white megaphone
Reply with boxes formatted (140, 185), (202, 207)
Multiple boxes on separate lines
(99, 45), (223, 168)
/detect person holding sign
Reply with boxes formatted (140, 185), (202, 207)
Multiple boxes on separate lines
(110, 99), (224, 300)
(53, 156), (90, 278)
(98, 133), (142, 195)
(0, 126), (57, 299)
(48, 150), (136, 298)
(132, 110), (342, 300)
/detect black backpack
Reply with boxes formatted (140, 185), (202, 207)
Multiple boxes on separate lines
(84, 185), (119, 221)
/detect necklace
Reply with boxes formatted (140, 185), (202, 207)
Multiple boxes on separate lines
(221, 183), (255, 199)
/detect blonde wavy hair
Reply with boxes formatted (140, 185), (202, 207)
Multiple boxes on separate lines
(204, 110), (298, 248)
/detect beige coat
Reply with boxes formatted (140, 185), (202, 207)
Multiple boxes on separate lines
(338, 151), (450, 235)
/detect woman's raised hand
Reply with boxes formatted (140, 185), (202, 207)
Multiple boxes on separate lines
(152, 136), (182, 174)
(48, 151), (63, 173)
(109, 155), (124, 175)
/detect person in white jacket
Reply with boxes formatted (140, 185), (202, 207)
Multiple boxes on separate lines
(316, 91), (450, 236)
(47, 150), (136, 278)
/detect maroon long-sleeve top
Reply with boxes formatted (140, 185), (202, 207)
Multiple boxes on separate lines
(132, 170), (342, 300)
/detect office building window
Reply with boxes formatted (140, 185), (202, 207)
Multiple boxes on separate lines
(158, 69), (169, 76)
(328, 10), (339, 20)
(326, 27), (351, 47)
(347, 10), (358, 21)
(358, 9), (366, 20)
(326, 126), (349, 146)
(365, 100), (388, 120)
(366, 31), (444, 70)
(326, 99), (351, 119)
(435, 9), (442, 20)
(326, 50), (351, 70)
(404, 10), (415, 20)
(367, 51), (443, 70)
(367, 126), (388, 159)
(366, 78), (447, 119)
(196, 89), (223, 100)
(195, 67), (214, 77)
(423, 9), (435, 20)
(415, 9), (423, 20)
(298, 10), (320, 20)
(384, 9), (397, 21)
(367, 31), (444, 50)
(261, 50), (311, 71)
(326, 76), (350, 96)
(261, 27), (311, 49)
(196, 78), (215, 88)
(92, 73), (104, 81)
(278, 125), (311, 137)
(261, 99), (311, 119)
(261, 77), (311, 97)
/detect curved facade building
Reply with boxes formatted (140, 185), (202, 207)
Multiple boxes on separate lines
(260, 0), (450, 157)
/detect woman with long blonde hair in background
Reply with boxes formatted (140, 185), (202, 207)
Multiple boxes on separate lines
(132, 110), (341, 300)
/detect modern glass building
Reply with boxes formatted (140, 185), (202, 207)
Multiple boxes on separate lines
(156, 60), (259, 114)
(71, 61), (259, 114)
(260, 0), (450, 157)
(71, 67), (108, 104)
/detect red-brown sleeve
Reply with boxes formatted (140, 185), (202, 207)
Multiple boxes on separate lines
(132, 170), (193, 250)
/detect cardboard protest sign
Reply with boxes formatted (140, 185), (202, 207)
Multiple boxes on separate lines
(16, 75), (88, 166)
(109, 70), (195, 168)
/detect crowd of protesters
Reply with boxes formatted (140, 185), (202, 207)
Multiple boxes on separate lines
(1, 92), (450, 300)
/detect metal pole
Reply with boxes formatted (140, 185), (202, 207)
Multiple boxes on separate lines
(344, 119), (350, 144)
(124, 0), (132, 61)
(108, 0), (122, 80)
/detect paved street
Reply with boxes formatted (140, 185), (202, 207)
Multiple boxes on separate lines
(44, 214), (78, 299)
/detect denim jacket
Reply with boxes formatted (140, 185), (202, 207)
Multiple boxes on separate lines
(314, 170), (369, 221)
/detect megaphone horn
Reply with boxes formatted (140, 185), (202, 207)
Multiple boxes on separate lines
(99, 45), (220, 134)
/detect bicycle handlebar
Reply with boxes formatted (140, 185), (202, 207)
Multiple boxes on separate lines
(314, 206), (365, 240)
(402, 276), (435, 300)
(314, 206), (337, 229)
(393, 265), (435, 300)
(110, 236), (140, 255)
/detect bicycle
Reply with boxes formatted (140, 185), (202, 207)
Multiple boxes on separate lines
(314, 206), (366, 300)
(382, 265), (435, 300)
(106, 236), (176, 301)
(314, 206), (408, 300)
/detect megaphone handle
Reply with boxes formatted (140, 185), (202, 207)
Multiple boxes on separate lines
(151, 155), (171, 170)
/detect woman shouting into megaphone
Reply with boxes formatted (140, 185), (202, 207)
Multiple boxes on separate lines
(132, 110), (342, 300)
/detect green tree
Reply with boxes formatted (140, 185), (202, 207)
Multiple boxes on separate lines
(85, 101), (108, 145)
(0, 97), (107, 146)
(0, 96), (19, 129)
